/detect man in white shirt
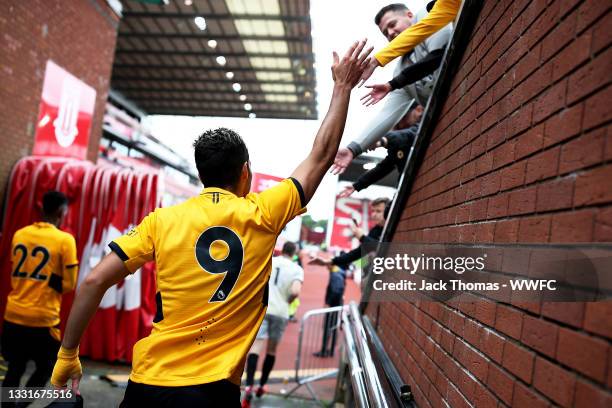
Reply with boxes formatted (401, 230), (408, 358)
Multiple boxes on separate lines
(242, 241), (304, 407)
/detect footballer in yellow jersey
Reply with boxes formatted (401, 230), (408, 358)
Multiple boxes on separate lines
(2, 191), (78, 391)
(51, 40), (373, 407)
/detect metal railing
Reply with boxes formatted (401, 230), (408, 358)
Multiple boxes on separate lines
(285, 306), (344, 405)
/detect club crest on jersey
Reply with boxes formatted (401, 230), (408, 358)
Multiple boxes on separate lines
(217, 290), (225, 300)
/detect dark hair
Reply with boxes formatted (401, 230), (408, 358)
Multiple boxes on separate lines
(193, 128), (249, 188)
(282, 241), (297, 256)
(42, 191), (68, 216)
(374, 3), (409, 25)
(372, 197), (391, 207)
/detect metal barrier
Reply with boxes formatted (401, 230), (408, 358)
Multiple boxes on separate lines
(285, 306), (344, 405)
(338, 303), (390, 408)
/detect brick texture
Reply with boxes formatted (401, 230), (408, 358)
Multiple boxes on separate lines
(368, 1), (612, 407)
(0, 0), (118, 206)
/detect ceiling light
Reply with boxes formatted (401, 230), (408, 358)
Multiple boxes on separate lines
(255, 71), (293, 82)
(260, 83), (296, 93)
(265, 94), (298, 103)
(194, 16), (206, 31)
(249, 113), (257, 119)
(304, 91), (312, 98)
(216, 56), (226, 66)
(227, 0), (280, 15)
(184, 0), (192, 5)
(239, 94), (247, 101)
(232, 83), (241, 92)
(249, 57), (291, 69)
(244, 103), (252, 111)
(225, 71), (234, 79)
(207, 39), (217, 49)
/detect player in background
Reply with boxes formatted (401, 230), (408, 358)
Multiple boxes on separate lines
(242, 241), (303, 407)
(2, 191), (78, 404)
(50, 40), (372, 407)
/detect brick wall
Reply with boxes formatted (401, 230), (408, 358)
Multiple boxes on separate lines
(368, 0), (611, 407)
(0, 0), (118, 206)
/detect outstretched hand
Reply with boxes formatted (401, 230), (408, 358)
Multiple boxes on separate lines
(338, 185), (355, 198)
(331, 40), (374, 89)
(330, 147), (354, 175)
(361, 82), (392, 106)
(357, 56), (381, 87)
(308, 255), (332, 266)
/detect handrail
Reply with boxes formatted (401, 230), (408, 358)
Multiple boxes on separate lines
(342, 309), (370, 407)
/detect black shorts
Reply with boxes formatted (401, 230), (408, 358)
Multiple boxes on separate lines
(120, 379), (240, 408)
(1, 320), (60, 364)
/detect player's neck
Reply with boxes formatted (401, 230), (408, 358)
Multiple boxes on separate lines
(41, 216), (60, 227)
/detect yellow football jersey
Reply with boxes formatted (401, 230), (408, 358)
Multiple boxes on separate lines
(110, 178), (306, 386)
(5, 222), (79, 328)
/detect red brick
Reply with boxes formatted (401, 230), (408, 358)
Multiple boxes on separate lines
(512, 381), (550, 408)
(514, 124), (544, 160)
(559, 128), (605, 174)
(508, 186), (537, 215)
(541, 302), (584, 328)
(494, 219), (519, 243)
(567, 47), (612, 104)
(574, 164), (612, 206)
(495, 304), (523, 340)
(541, 10), (578, 61)
(591, 10), (612, 53)
(502, 341), (535, 383)
(487, 363), (513, 405)
(535, 177), (574, 212)
(487, 193), (509, 219)
(594, 207), (612, 242)
(552, 30), (592, 81)
(513, 43), (542, 85)
(474, 222), (496, 243)
(481, 171), (501, 196)
(551, 209), (595, 242)
(470, 199), (489, 222)
(518, 215), (551, 242)
(533, 356), (576, 407)
(476, 153), (494, 177)
(533, 79), (568, 123)
(448, 383), (471, 408)
(576, 0), (611, 33)
(500, 161), (526, 191)
(521, 315), (559, 357)
(473, 383), (497, 408)
(526, 147), (560, 183)
(542, 103), (584, 148)
(574, 379), (612, 408)
(557, 327), (609, 382)
(492, 141), (516, 170)
(480, 329), (504, 363)
(473, 300), (496, 327)
(606, 128), (612, 161)
(584, 301), (612, 339)
(506, 105), (533, 139)
(583, 84), (612, 130)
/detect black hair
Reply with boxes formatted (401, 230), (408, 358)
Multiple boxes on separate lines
(193, 128), (250, 188)
(282, 241), (297, 256)
(42, 191), (68, 217)
(374, 3), (409, 25)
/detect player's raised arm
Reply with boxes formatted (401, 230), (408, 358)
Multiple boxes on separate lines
(290, 40), (373, 204)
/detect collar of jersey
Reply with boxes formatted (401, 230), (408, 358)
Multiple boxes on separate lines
(200, 187), (236, 197)
(34, 221), (56, 229)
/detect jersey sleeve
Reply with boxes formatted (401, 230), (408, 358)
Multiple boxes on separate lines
(294, 265), (305, 283)
(109, 212), (157, 273)
(257, 178), (307, 234)
(374, 0), (460, 66)
(61, 234), (79, 293)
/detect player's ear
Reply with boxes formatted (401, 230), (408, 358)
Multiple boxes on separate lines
(240, 161), (252, 195)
